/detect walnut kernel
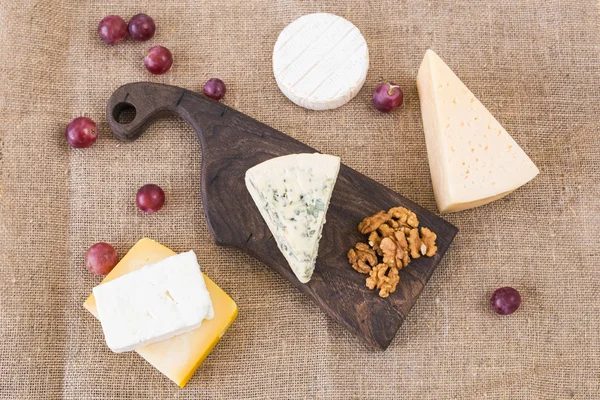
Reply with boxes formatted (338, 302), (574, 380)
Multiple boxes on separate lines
(365, 263), (400, 298)
(379, 266), (400, 298)
(368, 231), (382, 255)
(377, 223), (395, 238)
(366, 264), (388, 290)
(407, 228), (422, 259)
(358, 210), (391, 234)
(388, 206), (419, 228)
(347, 243), (378, 274)
(420, 227), (438, 257)
(393, 231), (410, 267)
(380, 237), (397, 267)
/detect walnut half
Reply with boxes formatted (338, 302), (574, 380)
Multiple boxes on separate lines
(368, 231), (382, 255)
(365, 264), (400, 298)
(420, 227), (438, 257)
(388, 206), (419, 228)
(407, 228), (422, 259)
(358, 210), (391, 234)
(347, 243), (377, 274)
(380, 266), (400, 298)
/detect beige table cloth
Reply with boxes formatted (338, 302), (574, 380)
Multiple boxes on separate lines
(0, 1), (598, 398)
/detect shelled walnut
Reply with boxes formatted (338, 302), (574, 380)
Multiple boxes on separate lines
(420, 227), (438, 257)
(368, 231), (382, 255)
(357, 210), (391, 234)
(347, 206), (438, 298)
(365, 264), (400, 298)
(347, 243), (377, 274)
(388, 206), (419, 228)
(407, 228), (422, 259)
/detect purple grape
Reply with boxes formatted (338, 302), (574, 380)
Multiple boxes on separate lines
(490, 287), (521, 315)
(136, 184), (165, 214)
(372, 82), (403, 112)
(66, 117), (98, 148)
(203, 78), (226, 101)
(144, 46), (173, 75)
(86, 242), (119, 275)
(128, 14), (155, 41)
(98, 15), (128, 45)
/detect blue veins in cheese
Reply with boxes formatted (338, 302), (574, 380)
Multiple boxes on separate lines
(244, 153), (341, 283)
(416, 49), (539, 213)
(92, 250), (214, 353)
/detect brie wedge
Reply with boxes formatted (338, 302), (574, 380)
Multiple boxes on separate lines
(417, 49), (539, 213)
(245, 153), (341, 283)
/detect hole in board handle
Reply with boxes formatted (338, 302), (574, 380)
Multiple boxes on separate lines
(113, 102), (137, 125)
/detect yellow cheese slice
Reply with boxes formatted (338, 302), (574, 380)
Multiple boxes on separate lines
(84, 238), (238, 388)
(417, 49), (539, 213)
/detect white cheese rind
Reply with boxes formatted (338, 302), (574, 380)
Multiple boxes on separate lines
(416, 49), (539, 213)
(273, 13), (369, 110)
(245, 153), (341, 283)
(93, 250), (214, 353)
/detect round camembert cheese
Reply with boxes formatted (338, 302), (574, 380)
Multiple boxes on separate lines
(273, 13), (369, 110)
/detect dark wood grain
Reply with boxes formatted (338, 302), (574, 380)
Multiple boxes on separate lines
(106, 82), (458, 350)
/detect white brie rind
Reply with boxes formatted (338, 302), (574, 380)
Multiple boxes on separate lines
(273, 13), (369, 110)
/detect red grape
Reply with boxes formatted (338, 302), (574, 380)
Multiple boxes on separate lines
(136, 184), (165, 214)
(490, 287), (521, 315)
(128, 14), (155, 41)
(85, 242), (119, 275)
(66, 117), (98, 148)
(203, 78), (226, 101)
(98, 15), (128, 45)
(372, 82), (403, 112)
(144, 46), (173, 75)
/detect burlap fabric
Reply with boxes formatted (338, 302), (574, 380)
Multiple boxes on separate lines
(1, 1), (598, 399)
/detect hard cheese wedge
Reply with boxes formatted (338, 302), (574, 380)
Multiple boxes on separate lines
(417, 49), (539, 213)
(84, 238), (238, 388)
(245, 153), (340, 283)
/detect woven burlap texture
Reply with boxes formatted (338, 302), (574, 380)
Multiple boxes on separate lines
(1, 1), (598, 399)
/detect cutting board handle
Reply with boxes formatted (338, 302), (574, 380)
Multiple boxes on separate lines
(106, 82), (224, 144)
(106, 82), (250, 248)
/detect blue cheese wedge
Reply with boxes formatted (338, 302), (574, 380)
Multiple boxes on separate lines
(92, 250), (214, 353)
(417, 49), (539, 213)
(245, 153), (341, 283)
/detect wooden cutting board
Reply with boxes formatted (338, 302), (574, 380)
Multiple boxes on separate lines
(106, 82), (458, 350)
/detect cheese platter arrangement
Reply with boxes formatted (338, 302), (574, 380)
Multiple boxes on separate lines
(104, 79), (458, 352)
(72, 12), (538, 388)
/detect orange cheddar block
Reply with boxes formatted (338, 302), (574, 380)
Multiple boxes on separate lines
(84, 238), (238, 388)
